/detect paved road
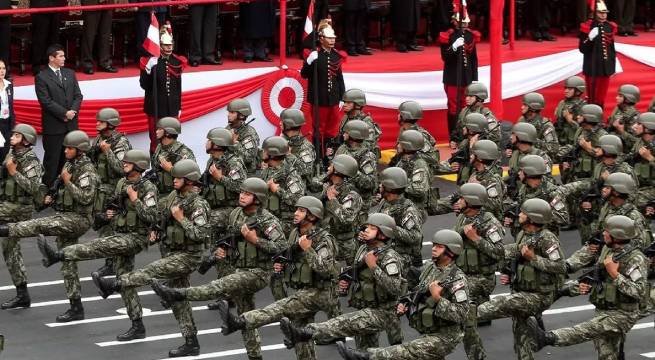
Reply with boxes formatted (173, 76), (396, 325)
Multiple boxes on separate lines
(1, 177), (654, 360)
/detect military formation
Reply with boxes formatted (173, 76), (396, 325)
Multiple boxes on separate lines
(2, 80), (655, 360)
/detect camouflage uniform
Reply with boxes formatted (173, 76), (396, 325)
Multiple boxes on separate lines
(9, 155), (98, 300)
(335, 144), (378, 222)
(390, 124), (442, 174)
(554, 97), (586, 147)
(337, 111), (382, 155)
(152, 141), (195, 196)
(0, 147), (43, 288)
(183, 207), (286, 359)
(322, 181), (363, 264)
(507, 147), (553, 196)
(559, 126), (607, 182)
(285, 133), (316, 183)
(607, 104), (639, 136)
(519, 113), (559, 160)
(227, 121), (260, 175)
(453, 103), (501, 144)
(396, 154), (433, 221)
(630, 137), (655, 209)
(477, 228), (566, 360)
(510, 181), (568, 237)
(240, 226), (338, 360)
(454, 210), (504, 360)
(303, 244), (405, 350)
(368, 262), (470, 360)
(118, 190), (209, 339)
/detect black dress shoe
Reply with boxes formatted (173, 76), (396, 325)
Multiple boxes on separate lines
(396, 45), (408, 53)
(254, 56), (273, 62)
(203, 58), (223, 65)
(542, 33), (556, 41)
(99, 65), (118, 73)
(83, 67), (94, 75)
(347, 50), (359, 56)
(628, 31), (638, 36)
(190, 60), (200, 67)
(357, 48), (373, 55)
(407, 44), (423, 51)
(618, 31), (629, 36)
(244, 58), (253, 63)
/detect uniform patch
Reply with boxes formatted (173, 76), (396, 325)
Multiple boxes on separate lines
(385, 262), (399, 275)
(412, 169), (425, 183)
(144, 193), (157, 207)
(192, 209), (207, 226)
(628, 266), (643, 281)
(288, 180), (301, 194)
(487, 226), (502, 243)
(116, 151), (125, 161)
(243, 138), (255, 150)
(546, 244), (561, 260)
(362, 162), (375, 175)
(229, 169), (241, 180)
(455, 289), (468, 302)
(317, 247), (329, 259)
(487, 186), (499, 198)
(79, 175), (90, 188)
(264, 223), (283, 240)
(544, 128), (555, 142)
(551, 197), (565, 211)
(422, 142), (431, 152)
(342, 194), (354, 209)
(402, 213), (416, 230)
(301, 150), (314, 163)
(26, 165), (37, 178)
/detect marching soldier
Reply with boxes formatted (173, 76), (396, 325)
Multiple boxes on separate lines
(280, 213), (405, 351)
(506, 123), (553, 198)
(519, 92), (559, 159)
(579, 0), (617, 108)
(0, 124), (42, 310)
(554, 76), (587, 148)
(476, 199), (566, 359)
(150, 177), (286, 360)
(560, 104), (608, 182)
(530, 215), (648, 359)
(391, 101), (440, 170)
(226, 98), (260, 175)
(335, 229), (470, 360)
(448, 114), (500, 186)
(37, 149), (158, 341)
(0, 130), (99, 322)
(629, 113), (655, 210)
(607, 84), (640, 136)
(280, 109), (316, 183)
(450, 83), (500, 148)
(152, 117), (195, 199)
(215, 196), (338, 360)
(92, 159), (210, 357)
(329, 89), (381, 159)
(394, 130), (433, 221)
(89, 107), (132, 277)
(452, 183), (504, 360)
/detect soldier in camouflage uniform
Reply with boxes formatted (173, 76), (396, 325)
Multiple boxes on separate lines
(335, 229), (470, 360)
(554, 76), (586, 148)
(281, 109), (316, 183)
(627, 113), (655, 210)
(504, 155), (568, 238)
(0, 124), (43, 310)
(280, 213), (405, 351)
(92, 159), (210, 357)
(152, 117), (195, 199)
(390, 101), (441, 172)
(215, 196), (338, 360)
(518, 92), (559, 160)
(529, 215), (648, 360)
(476, 199), (566, 360)
(451, 183), (504, 360)
(88, 108), (132, 277)
(506, 123), (553, 198)
(607, 84), (640, 137)
(335, 120), (378, 223)
(562, 173), (651, 273)
(226, 98), (260, 175)
(394, 130), (433, 221)
(150, 177), (286, 360)
(37, 149), (158, 341)
(201, 127), (246, 308)
(450, 82), (501, 147)
(328, 89), (381, 160)
(0, 130), (99, 322)
(559, 104), (608, 183)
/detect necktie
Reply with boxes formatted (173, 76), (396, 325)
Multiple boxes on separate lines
(55, 69), (62, 84)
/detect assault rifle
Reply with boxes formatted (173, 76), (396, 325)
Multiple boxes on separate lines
(337, 243), (394, 296)
(625, 139), (655, 166)
(196, 216), (264, 274)
(505, 170), (520, 199)
(501, 233), (542, 290)
(89, 131), (124, 163)
(448, 146), (469, 165)
(37, 162), (71, 211)
(271, 228), (322, 278)
(577, 246), (636, 291)
(397, 276), (463, 316)
(150, 193), (198, 244)
(503, 202), (520, 224)
(643, 241), (655, 258)
(200, 153), (236, 189)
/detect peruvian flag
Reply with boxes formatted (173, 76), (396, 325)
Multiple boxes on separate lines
(141, 12), (160, 74)
(303, 0), (314, 40)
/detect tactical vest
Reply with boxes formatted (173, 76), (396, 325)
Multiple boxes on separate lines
(0, 151), (36, 205)
(573, 128), (603, 178)
(285, 228), (334, 290)
(409, 265), (460, 334)
(54, 159), (94, 216)
(154, 142), (184, 195)
(230, 211), (275, 270)
(163, 194), (204, 254)
(204, 156), (240, 209)
(455, 214), (497, 275)
(590, 246), (642, 311)
(379, 199), (421, 260)
(633, 140), (655, 187)
(349, 247), (397, 309)
(513, 231), (561, 293)
(113, 181), (153, 235)
(262, 166), (294, 218)
(94, 133), (124, 186)
(327, 184), (358, 240)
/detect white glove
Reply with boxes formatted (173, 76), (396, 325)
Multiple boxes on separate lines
(452, 37), (465, 51)
(588, 27), (599, 41)
(306, 51), (318, 65)
(0, 130), (4, 148)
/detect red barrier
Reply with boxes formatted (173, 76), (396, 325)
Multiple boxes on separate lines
(489, 0), (504, 120)
(509, 0), (515, 50)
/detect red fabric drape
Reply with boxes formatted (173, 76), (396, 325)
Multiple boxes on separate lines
(13, 72), (272, 135)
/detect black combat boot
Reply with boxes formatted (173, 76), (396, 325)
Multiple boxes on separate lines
(0, 225), (8, 237)
(337, 341), (370, 360)
(92, 271), (121, 299)
(168, 335), (199, 357)
(116, 318), (146, 341)
(280, 317), (313, 349)
(217, 300), (245, 335)
(527, 316), (555, 351)
(56, 298), (84, 322)
(1, 283), (31, 309)
(207, 299), (221, 310)
(95, 258), (115, 277)
(248, 356), (263, 360)
(151, 280), (185, 307)
(37, 235), (64, 267)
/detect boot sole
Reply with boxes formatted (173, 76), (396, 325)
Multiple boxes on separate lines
(116, 333), (146, 342)
(0, 302), (31, 310)
(168, 348), (199, 357)
(56, 314), (84, 323)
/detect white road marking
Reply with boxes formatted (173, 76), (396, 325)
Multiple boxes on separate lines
(46, 305), (209, 327)
(0, 277), (93, 291)
(22, 290), (155, 308)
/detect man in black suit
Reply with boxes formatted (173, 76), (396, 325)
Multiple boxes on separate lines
(35, 44), (83, 186)
(80, 0), (118, 74)
(390, 0), (422, 52)
(30, 0), (62, 76)
(343, 0), (372, 56)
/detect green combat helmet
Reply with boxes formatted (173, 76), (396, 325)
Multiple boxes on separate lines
(564, 76), (586, 93)
(466, 83), (488, 100)
(207, 128), (234, 147)
(332, 154), (358, 178)
(465, 113), (489, 134)
(227, 98), (252, 117)
(398, 100), (423, 121)
(281, 109), (306, 129)
(123, 149), (150, 172)
(157, 117), (182, 135)
(380, 167), (408, 190)
(618, 84), (640, 104)
(343, 89), (367, 107)
(519, 154), (548, 176)
(604, 172), (636, 195)
(520, 198), (552, 224)
(171, 159), (202, 182)
(581, 104), (603, 124)
(241, 177), (269, 203)
(12, 124), (37, 145)
(605, 215), (636, 241)
(262, 136), (289, 157)
(63, 130), (91, 152)
(598, 135), (623, 156)
(344, 119), (370, 141)
(366, 213), (396, 238)
(459, 183), (488, 206)
(96, 107), (121, 127)
(398, 129), (425, 152)
(513, 122), (538, 143)
(296, 196), (324, 219)
(432, 229), (463, 256)
(523, 92), (545, 111)
(472, 139), (500, 161)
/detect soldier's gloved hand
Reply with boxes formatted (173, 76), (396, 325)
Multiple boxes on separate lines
(588, 27), (599, 40)
(306, 51), (319, 65)
(452, 36), (465, 51)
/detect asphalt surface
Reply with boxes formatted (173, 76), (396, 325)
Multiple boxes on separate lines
(1, 177), (655, 360)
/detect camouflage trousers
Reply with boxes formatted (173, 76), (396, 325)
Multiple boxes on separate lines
(463, 273), (496, 360)
(9, 213), (91, 299)
(63, 232), (149, 320)
(242, 287), (337, 360)
(307, 306), (399, 350)
(552, 309), (639, 360)
(368, 329), (463, 360)
(477, 291), (554, 360)
(0, 202), (33, 287)
(119, 251), (201, 337)
(185, 268), (269, 358)
(209, 207), (235, 280)
(566, 245), (598, 273)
